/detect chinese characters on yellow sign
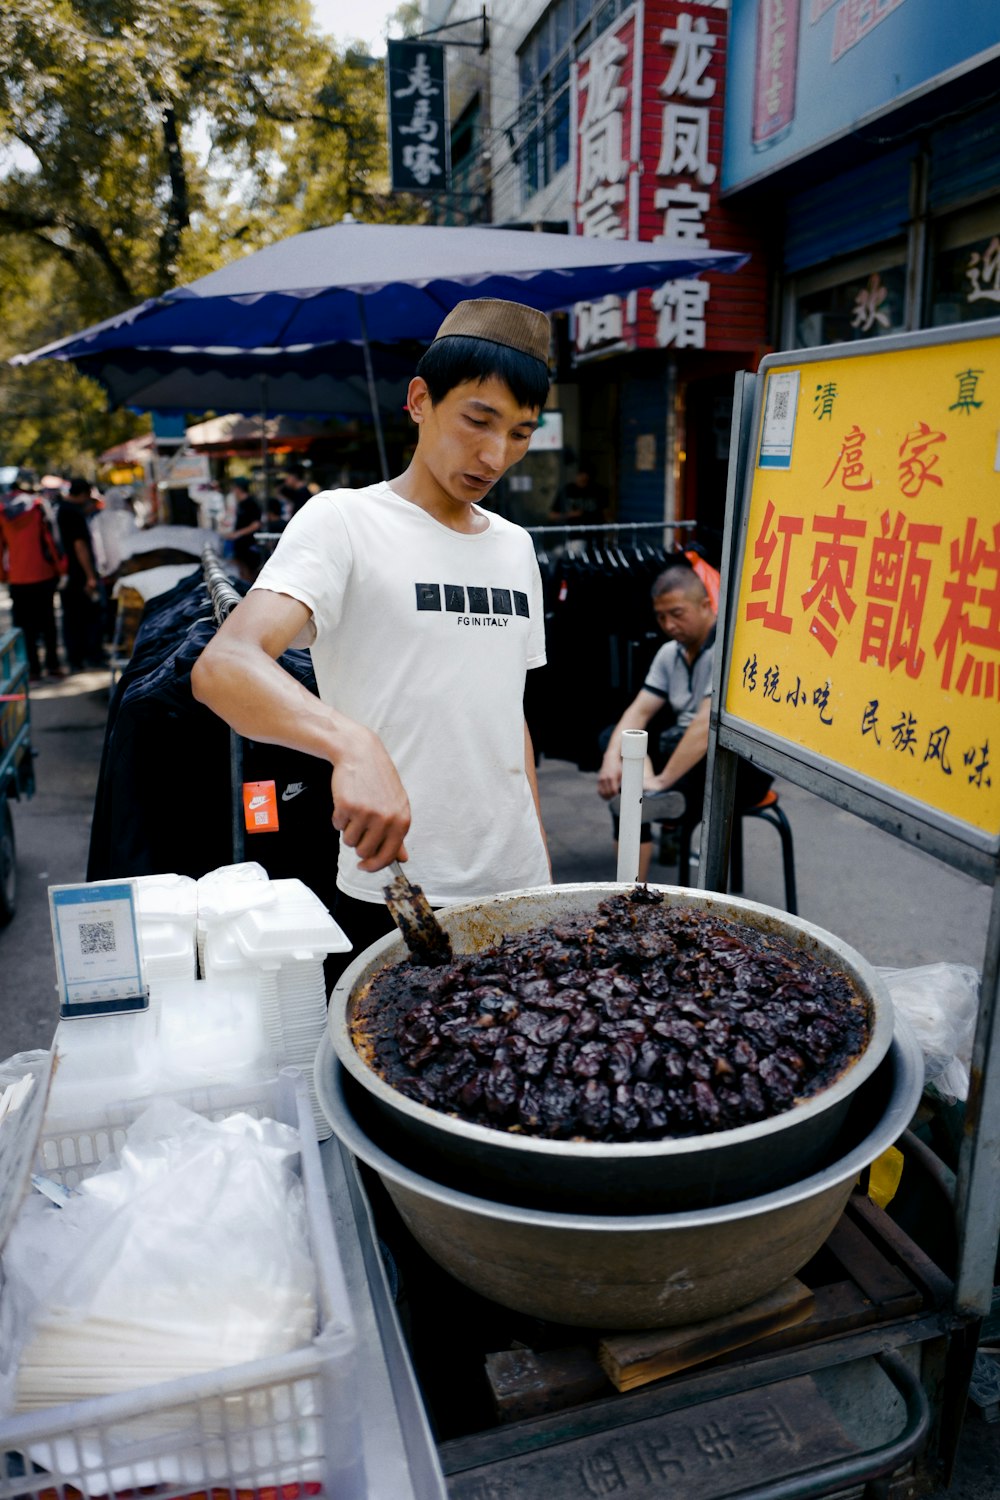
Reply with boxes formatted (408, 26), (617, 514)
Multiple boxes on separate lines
(725, 333), (1000, 843)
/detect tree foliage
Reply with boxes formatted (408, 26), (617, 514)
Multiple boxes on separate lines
(0, 0), (424, 468)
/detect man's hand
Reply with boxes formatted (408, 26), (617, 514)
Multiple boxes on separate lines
(331, 722), (411, 872)
(643, 774), (672, 794)
(191, 589), (412, 872)
(597, 754), (623, 801)
(596, 689), (664, 801)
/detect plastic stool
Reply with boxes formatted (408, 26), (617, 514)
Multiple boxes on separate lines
(674, 790), (798, 914)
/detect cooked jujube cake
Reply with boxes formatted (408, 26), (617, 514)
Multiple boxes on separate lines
(351, 887), (869, 1142)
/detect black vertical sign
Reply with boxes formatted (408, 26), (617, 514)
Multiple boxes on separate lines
(387, 39), (449, 194)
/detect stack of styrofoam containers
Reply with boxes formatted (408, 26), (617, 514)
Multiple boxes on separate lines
(133, 872), (199, 983)
(198, 867), (351, 1136)
(195, 860), (273, 977)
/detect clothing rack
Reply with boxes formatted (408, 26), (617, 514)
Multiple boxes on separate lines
(202, 545), (242, 625)
(526, 517), (700, 575)
(201, 546), (245, 861)
(523, 519), (696, 536)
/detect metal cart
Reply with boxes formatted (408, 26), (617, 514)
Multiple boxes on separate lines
(318, 335), (1000, 1497)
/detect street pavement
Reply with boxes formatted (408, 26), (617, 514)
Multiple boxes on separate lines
(0, 597), (997, 1494)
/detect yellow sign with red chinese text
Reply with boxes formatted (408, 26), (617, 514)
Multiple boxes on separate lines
(725, 329), (1000, 844)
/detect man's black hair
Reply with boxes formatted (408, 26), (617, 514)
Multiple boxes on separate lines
(416, 335), (549, 411)
(651, 562), (705, 601)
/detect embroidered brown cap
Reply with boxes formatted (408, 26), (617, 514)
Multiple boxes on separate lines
(432, 298), (551, 364)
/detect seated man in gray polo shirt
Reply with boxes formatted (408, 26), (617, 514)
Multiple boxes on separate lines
(597, 563), (771, 881)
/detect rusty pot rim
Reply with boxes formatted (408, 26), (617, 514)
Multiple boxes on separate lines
(323, 882), (895, 1165)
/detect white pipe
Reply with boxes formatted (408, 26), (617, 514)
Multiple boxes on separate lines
(616, 729), (648, 884)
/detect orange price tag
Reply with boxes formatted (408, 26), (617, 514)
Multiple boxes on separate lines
(242, 779), (280, 834)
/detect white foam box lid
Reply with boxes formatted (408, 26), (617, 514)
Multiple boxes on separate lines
(133, 873), (198, 922)
(230, 879), (352, 960)
(196, 862), (272, 925)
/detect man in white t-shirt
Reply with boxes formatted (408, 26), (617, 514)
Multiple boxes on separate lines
(191, 298), (553, 967)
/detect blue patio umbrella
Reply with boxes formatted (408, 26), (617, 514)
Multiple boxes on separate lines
(13, 220), (749, 476)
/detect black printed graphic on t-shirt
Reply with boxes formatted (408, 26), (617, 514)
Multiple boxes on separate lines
(415, 581), (530, 618)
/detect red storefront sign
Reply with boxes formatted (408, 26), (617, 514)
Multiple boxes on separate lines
(572, 0), (766, 357)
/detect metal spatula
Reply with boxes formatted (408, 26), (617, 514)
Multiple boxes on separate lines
(383, 861), (453, 966)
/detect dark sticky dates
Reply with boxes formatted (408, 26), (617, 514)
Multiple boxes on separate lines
(353, 888), (869, 1143)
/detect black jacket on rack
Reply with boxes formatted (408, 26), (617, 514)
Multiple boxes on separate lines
(527, 541), (681, 771)
(87, 570), (340, 916)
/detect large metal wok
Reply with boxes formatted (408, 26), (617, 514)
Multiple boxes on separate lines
(318, 1017), (923, 1329)
(320, 884), (895, 1213)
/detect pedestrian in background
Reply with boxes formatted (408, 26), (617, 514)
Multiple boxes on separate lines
(221, 476), (262, 581)
(0, 471), (64, 681)
(57, 478), (104, 673)
(277, 465), (311, 518)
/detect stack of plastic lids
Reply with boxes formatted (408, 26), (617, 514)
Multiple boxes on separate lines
(47, 1009), (159, 1122)
(152, 974), (271, 1090)
(133, 873), (198, 983)
(199, 872), (351, 1134)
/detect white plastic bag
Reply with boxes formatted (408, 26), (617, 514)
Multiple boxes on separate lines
(1, 1099), (318, 1414)
(877, 962), (980, 1104)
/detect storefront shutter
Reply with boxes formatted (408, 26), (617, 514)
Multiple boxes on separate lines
(928, 99), (1000, 212)
(782, 148), (913, 273)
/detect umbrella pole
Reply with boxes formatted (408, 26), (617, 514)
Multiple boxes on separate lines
(259, 375), (270, 503)
(357, 294), (390, 482)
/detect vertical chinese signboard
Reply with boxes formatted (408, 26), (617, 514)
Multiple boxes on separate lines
(721, 321), (1000, 861)
(571, 9), (642, 356)
(571, 0), (766, 360)
(387, 40), (450, 194)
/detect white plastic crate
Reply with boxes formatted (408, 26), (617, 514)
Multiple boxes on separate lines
(0, 1069), (365, 1500)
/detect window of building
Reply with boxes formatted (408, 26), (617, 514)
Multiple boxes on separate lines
(444, 93), (486, 224)
(928, 206), (1000, 327)
(515, 0), (631, 203)
(787, 249), (908, 349)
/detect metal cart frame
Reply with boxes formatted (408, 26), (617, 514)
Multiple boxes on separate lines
(697, 341), (1000, 1489)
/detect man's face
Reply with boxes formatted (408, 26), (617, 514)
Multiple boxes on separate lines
(407, 375), (539, 505)
(653, 588), (714, 652)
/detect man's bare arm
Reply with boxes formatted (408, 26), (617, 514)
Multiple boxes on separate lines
(190, 589), (410, 870)
(73, 537), (97, 588)
(646, 696), (710, 793)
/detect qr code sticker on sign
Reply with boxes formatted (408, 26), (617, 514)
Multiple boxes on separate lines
(254, 810), (270, 826)
(79, 920), (116, 955)
(772, 389), (789, 423)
